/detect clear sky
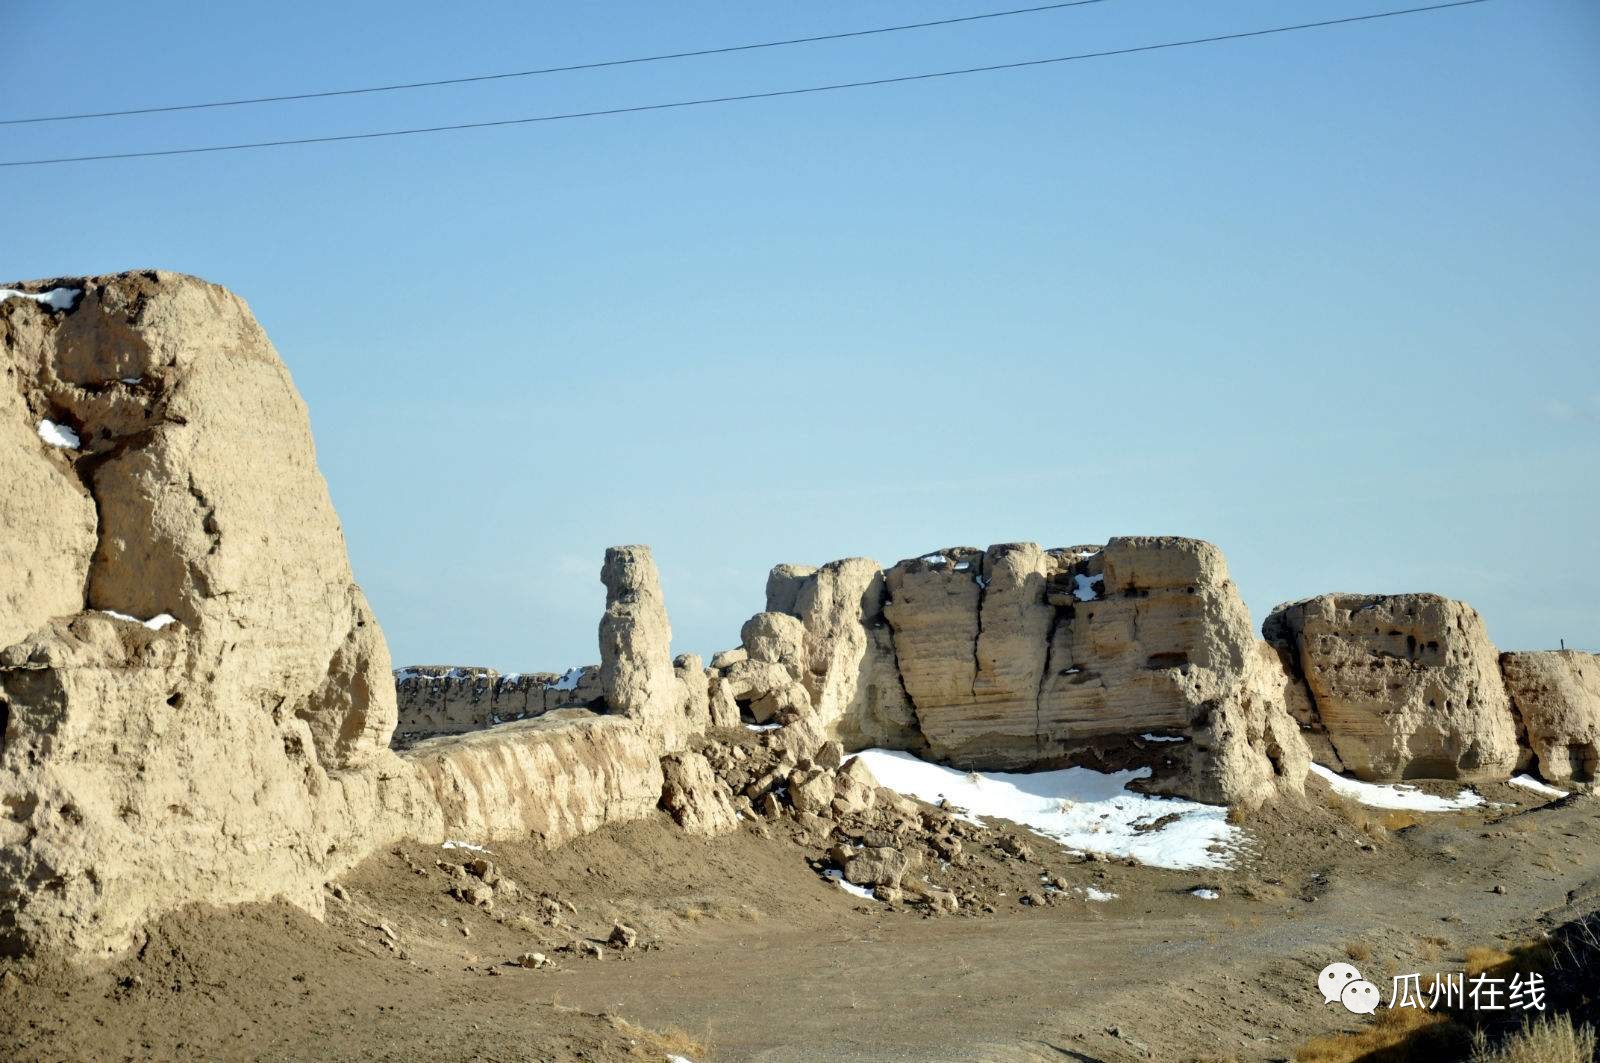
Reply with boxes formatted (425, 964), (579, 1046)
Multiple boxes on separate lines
(4, 1), (1596, 670)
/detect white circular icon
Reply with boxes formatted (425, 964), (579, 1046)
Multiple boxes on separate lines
(1341, 979), (1381, 1015)
(1317, 961), (1363, 1005)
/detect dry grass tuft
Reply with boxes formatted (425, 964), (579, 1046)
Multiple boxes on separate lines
(1473, 937), (1558, 979)
(674, 900), (759, 924)
(606, 1015), (710, 1060)
(1322, 793), (1419, 841)
(1238, 877), (1286, 902)
(1346, 940), (1373, 963)
(1413, 935), (1449, 964)
(1466, 946), (1516, 976)
(1380, 809), (1422, 832)
(1470, 1015), (1597, 1063)
(1294, 1006), (1466, 1063)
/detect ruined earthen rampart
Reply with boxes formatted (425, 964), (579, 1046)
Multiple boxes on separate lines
(3, 271), (1591, 963)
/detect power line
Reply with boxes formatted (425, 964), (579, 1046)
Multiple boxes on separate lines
(0, 1), (1115, 126)
(0, 1), (1491, 169)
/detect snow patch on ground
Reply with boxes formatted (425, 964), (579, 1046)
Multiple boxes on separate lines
(1072, 573), (1104, 602)
(1309, 763), (1484, 811)
(920, 552), (949, 565)
(1081, 886), (1118, 902)
(1509, 774), (1568, 799)
(823, 869), (877, 901)
(849, 749), (1239, 870)
(1191, 888), (1220, 900)
(37, 419), (80, 448)
(100, 610), (177, 630)
(441, 840), (491, 853)
(1141, 733), (1186, 743)
(745, 722), (782, 732)
(2, 286), (82, 311)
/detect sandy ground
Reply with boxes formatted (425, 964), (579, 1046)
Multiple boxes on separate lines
(4, 777), (1597, 1063)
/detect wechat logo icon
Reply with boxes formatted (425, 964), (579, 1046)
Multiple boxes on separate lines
(1319, 962), (1380, 1015)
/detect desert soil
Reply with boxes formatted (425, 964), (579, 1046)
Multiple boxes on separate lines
(4, 778), (1597, 1063)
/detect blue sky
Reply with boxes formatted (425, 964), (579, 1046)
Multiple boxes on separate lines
(4, 0), (1596, 669)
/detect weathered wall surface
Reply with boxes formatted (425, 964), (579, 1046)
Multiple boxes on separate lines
(600, 545), (710, 751)
(393, 665), (603, 738)
(1040, 537), (1310, 806)
(1500, 651), (1600, 783)
(0, 273), (428, 958)
(711, 537), (1312, 807)
(407, 711), (665, 845)
(791, 558), (922, 751)
(1264, 594), (1520, 782)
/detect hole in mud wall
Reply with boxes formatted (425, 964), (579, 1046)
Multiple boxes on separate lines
(1572, 744), (1598, 783)
(1403, 756), (1457, 780)
(734, 696), (755, 723)
(0, 698), (8, 758)
(1145, 652), (1190, 670)
(1266, 739), (1285, 776)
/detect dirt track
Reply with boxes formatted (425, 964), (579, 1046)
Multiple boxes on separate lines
(4, 780), (1596, 1063)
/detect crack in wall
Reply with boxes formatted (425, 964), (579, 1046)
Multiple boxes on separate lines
(1034, 603), (1063, 755)
(969, 555), (988, 702)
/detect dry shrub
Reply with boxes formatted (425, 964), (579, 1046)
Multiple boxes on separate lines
(675, 900), (758, 924)
(1238, 877), (1286, 902)
(1470, 1014), (1597, 1063)
(1294, 1007), (1467, 1063)
(1415, 935), (1449, 964)
(1464, 939), (1554, 979)
(1380, 810), (1421, 832)
(606, 1015), (710, 1060)
(1467, 946), (1517, 976)
(647, 1025), (710, 1060)
(1323, 793), (1414, 841)
(1346, 940), (1373, 963)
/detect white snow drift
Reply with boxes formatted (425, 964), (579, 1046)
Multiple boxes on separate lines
(848, 749), (1239, 870)
(100, 610), (178, 631)
(2, 286), (81, 311)
(1309, 763), (1484, 811)
(36, 419), (80, 449)
(1508, 774), (1568, 799)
